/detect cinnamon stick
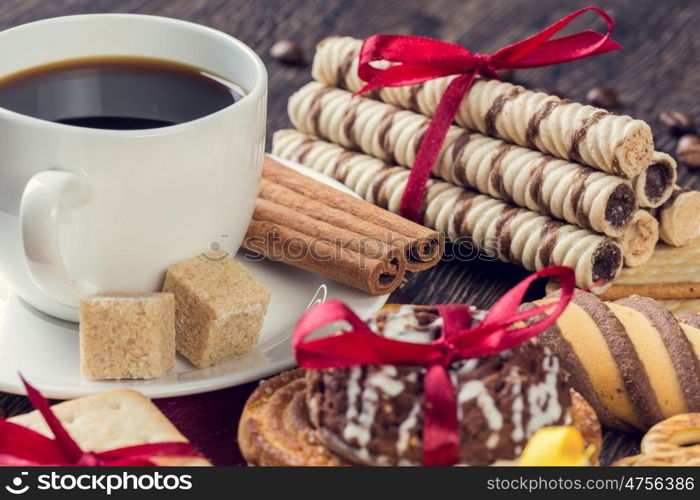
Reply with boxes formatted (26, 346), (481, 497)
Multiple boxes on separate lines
(252, 197), (405, 275)
(243, 218), (404, 295)
(262, 155), (443, 271)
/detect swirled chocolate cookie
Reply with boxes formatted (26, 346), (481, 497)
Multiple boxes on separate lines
(305, 305), (575, 466)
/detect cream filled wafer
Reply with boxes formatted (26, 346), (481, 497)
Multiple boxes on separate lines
(614, 210), (658, 267)
(312, 36), (654, 178)
(273, 129), (623, 290)
(546, 237), (700, 301)
(633, 152), (677, 208)
(651, 186), (700, 246)
(532, 291), (700, 432)
(289, 82), (637, 237)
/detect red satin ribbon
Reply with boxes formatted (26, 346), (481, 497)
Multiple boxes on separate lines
(355, 6), (622, 222)
(294, 266), (575, 466)
(0, 378), (204, 466)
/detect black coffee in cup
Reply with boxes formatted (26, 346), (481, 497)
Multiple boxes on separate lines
(0, 56), (244, 129)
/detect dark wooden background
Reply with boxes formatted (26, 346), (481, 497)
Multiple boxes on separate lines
(1, 0), (699, 466)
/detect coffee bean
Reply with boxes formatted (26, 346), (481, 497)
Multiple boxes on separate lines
(677, 134), (700, 167)
(585, 86), (619, 109)
(270, 40), (305, 65)
(659, 110), (695, 136)
(496, 69), (513, 81)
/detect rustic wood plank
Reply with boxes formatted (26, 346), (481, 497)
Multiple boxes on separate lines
(1, 0), (696, 465)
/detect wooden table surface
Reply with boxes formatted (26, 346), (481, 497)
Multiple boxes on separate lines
(1, 0), (699, 466)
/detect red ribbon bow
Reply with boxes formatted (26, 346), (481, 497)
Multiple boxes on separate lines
(294, 266), (575, 466)
(0, 378), (204, 466)
(356, 6), (622, 222)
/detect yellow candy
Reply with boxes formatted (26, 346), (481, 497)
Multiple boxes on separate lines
(519, 426), (594, 466)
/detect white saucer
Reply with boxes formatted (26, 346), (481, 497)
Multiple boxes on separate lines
(0, 158), (389, 399)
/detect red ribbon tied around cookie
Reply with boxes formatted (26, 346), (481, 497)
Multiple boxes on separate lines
(355, 5), (622, 222)
(0, 378), (203, 466)
(294, 266), (575, 466)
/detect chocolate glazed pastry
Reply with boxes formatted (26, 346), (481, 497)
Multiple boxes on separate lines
(533, 291), (700, 432)
(272, 129), (624, 291)
(311, 36), (654, 178)
(238, 305), (602, 466)
(288, 82), (638, 238)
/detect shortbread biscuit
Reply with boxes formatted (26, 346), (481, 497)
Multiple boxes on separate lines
(652, 186), (700, 246)
(614, 210), (659, 267)
(289, 82), (637, 237)
(545, 280), (700, 316)
(532, 291), (700, 432)
(600, 237), (700, 300)
(312, 36), (654, 178)
(657, 299), (700, 316)
(634, 152), (677, 208)
(273, 129), (623, 290)
(9, 389), (210, 466)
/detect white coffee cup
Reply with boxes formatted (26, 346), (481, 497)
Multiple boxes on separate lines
(0, 14), (267, 322)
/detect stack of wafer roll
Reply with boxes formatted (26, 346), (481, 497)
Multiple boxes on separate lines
(313, 36), (655, 177)
(289, 82), (639, 239)
(274, 35), (700, 290)
(273, 130), (622, 290)
(530, 291), (700, 433)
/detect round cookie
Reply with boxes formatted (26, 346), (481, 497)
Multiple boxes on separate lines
(238, 368), (349, 466)
(614, 413), (700, 466)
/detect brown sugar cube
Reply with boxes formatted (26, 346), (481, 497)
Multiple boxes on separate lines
(163, 253), (271, 368)
(80, 293), (176, 380)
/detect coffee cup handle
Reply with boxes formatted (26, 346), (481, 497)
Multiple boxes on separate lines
(20, 170), (89, 309)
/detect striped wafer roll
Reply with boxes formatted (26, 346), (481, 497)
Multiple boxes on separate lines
(533, 291), (700, 432)
(651, 186), (700, 247)
(289, 82), (637, 237)
(614, 210), (658, 268)
(312, 36), (654, 178)
(273, 129), (623, 290)
(633, 152), (677, 208)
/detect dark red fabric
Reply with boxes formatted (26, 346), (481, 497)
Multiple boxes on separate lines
(154, 384), (255, 466)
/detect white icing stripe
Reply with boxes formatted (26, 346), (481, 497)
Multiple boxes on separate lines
(344, 366), (363, 423)
(396, 401), (421, 455)
(510, 371), (525, 443)
(380, 307), (442, 344)
(368, 366), (404, 396)
(457, 379), (504, 449)
(525, 355), (563, 435)
(342, 366), (406, 461)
